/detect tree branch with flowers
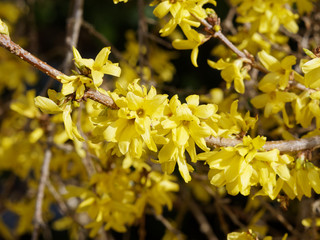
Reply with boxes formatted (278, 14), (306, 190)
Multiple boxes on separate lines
(1, 0), (320, 239)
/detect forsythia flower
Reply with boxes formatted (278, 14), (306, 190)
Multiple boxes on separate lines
(227, 229), (288, 240)
(293, 91), (320, 128)
(103, 82), (168, 158)
(198, 136), (292, 198)
(301, 56), (320, 89)
(231, 0), (298, 37)
(215, 100), (257, 138)
(159, 94), (217, 182)
(34, 90), (84, 141)
(66, 168), (178, 237)
(208, 58), (250, 94)
(282, 157), (320, 200)
(251, 90), (296, 126)
(152, 0), (215, 37)
(58, 74), (93, 99)
(172, 23), (205, 67)
(258, 50), (296, 91)
(0, 19), (9, 35)
(73, 47), (121, 88)
(151, 0), (215, 66)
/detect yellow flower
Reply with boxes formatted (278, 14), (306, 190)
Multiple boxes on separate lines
(159, 94), (216, 182)
(293, 91), (320, 128)
(215, 100), (257, 138)
(34, 90), (84, 141)
(258, 50), (296, 91)
(251, 90), (296, 126)
(103, 83), (168, 158)
(58, 74), (93, 99)
(199, 136), (291, 198)
(10, 90), (41, 119)
(73, 47), (121, 88)
(282, 157), (320, 200)
(172, 23), (205, 67)
(208, 58), (250, 94)
(0, 19), (9, 35)
(152, 0), (213, 37)
(301, 57), (320, 89)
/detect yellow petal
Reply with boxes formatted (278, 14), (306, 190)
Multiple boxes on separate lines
(94, 47), (110, 68)
(34, 96), (62, 114)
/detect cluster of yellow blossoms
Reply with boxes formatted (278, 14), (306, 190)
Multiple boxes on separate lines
(2, 0), (320, 239)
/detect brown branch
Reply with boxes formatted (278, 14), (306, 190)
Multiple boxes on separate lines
(32, 130), (53, 240)
(187, 196), (219, 240)
(194, 14), (269, 74)
(137, 0), (151, 84)
(0, 34), (63, 80)
(81, 20), (130, 66)
(0, 33), (118, 109)
(63, 0), (84, 74)
(206, 135), (320, 152)
(151, 210), (184, 240)
(260, 198), (301, 236)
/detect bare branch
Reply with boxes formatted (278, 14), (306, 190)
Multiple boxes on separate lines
(187, 196), (219, 240)
(63, 0), (84, 74)
(0, 33), (117, 109)
(206, 135), (320, 152)
(32, 130), (53, 240)
(151, 210), (184, 240)
(0, 34), (63, 80)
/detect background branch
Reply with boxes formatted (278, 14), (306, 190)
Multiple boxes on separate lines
(63, 0), (84, 74)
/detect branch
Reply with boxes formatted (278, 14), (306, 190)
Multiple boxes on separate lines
(0, 33), (118, 109)
(63, 0), (84, 74)
(0, 34), (63, 80)
(206, 135), (320, 152)
(32, 131), (53, 240)
(2, 33), (320, 153)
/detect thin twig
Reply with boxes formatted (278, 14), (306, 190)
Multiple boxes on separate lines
(152, 210), (184, 240)
(260, 198), (301, 237)
(0, 34), (63, 80)
(187, 196), (219, 240)
(206, 135), (320, 152)
(63, 0), (84, 74)
(203, 185), (246, 230)
(77, 104), (96, 177)
(0, 33), (117, 109)
(137, 0), (148, 83)
(81, 20), (129, 65)
(32, 129), (54, 240)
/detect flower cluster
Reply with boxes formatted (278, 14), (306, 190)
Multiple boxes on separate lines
(151, 0), (216, 66)
(65, 168), (178, 235)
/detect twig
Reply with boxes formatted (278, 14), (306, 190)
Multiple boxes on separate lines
(221, 7), (237, 35)
(63, 0), (84, 74)
(152, 210), (184, 240)
(81, 20), (130, 65)
(137, 0), (149, 83)
(0, 33), (117, 109)
(0, 34), (63, 80)
(187, 196), (219, 240)
(194, 14), (269, 74)
(77, 104), (96, 177)
(260, 198), (300, 237)
(206, 135), (320, 152)
(32, 129), (54, 240)
(203, 185), (246, 230)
